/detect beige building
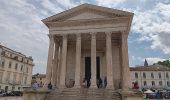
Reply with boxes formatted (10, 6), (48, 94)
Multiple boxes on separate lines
(32, 73), (46, 87)
(42, 3), (133, 90)
(0, 44), (34, 91)
(130, 61), (170, 90)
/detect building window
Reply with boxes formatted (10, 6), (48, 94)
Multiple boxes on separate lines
(152, 81), (155, 86)
(159, 81), (162, 86)
(143, 72), (146, 79)
(18, 87), (20, 90)
(10, 54), (12, 57)
(8, 61), (12, 68)
(1, 59), (5, 67)
(166, 73), (169, 79)
(151, 73), (154, 79)
(1, 51), (5, 55)
(6, 72), (10, 81)
(5, 86), (8, 92)
(158, 73), (161, 79)
(20, 65), (23, 71)
(40, 78), (42, 80)
(24, 77), (27, 85)
(14, 56), (18, 60)
(13, 73), (17, 83)
(135, 72), (138, 78)
(15, 63), (18, 70)
(26, 67), (29, 73)
(12, 86), (15, 91)
(167, 81), (170, 87)
(144, 81), (147, 86)
(0, 72), (3, 83)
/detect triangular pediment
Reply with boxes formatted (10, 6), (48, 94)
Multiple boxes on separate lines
(64, 11), (111, 21)
(42, 3), (133, 23)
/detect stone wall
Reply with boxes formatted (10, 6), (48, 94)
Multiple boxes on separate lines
(113, 45), (121, 89)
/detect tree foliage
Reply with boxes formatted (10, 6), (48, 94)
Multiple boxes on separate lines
(156, 60), (170, 67)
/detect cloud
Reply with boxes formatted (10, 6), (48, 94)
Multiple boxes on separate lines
(131, 3), (170, 54)
(95, 0), (126, 7)
(0, 0), (82, 74)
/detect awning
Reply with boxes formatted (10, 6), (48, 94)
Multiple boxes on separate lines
(144, 89), (154, 94)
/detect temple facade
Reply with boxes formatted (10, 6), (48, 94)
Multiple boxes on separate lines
(42, 4), (133, 90)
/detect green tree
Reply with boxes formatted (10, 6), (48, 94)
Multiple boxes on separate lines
(156, 60), (170, 67)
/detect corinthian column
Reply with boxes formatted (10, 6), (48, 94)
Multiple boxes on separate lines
(121, 32), (131, 91)
(90, 33), (97, 88)
(51, 37), (59, 87)
(45, 34), (55, 86)
(59, 35), (68, 88)
(106, 32), (114, 89)
(74, 34), (81, 88)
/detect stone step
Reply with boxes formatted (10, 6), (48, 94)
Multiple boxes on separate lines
(46, 88), (121, 100)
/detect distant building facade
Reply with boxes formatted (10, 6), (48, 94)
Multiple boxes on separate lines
(130, 63), (170, 90)
(0, 44), (34, 91)
(32, 73), (46, 87)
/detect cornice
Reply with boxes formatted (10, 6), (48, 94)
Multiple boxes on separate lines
(46, 17), (130, 28)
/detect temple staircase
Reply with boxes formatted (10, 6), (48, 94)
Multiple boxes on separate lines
(46, 88), (121, 100)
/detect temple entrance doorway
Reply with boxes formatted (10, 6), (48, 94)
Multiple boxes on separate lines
(85, 56), (100, 88)
(85, 57), (91, 88)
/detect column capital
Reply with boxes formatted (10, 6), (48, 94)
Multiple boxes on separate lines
(90, 32), (96, 39)
(54, 36), (60, 42)
(48, 34), (54, 39)
(121, 31), (128, 38)
(106, 32), (112, 37)
(121, 34), (128, 44)
(62, 34), (68, 39)
(76, 34), (81, 39)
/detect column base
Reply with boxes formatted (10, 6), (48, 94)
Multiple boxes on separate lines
(58, 85), (66, 90)
(73, 85), (81, 88)
(89, 85), (97, 88)
(106, 85), (114, 89)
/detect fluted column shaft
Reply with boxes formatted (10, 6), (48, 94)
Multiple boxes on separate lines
(90, 33), (97, 88)
(45, 34), (55, 86)
(60, 35), (68, 88)
(106, 32), (114, 89)
(121, 32), (131, 90)
(57, 44), (62, 87)
(51, 38), (59, 87)
(74, 34), (81, 88)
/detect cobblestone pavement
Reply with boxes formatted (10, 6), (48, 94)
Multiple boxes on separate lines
(0, 97), (23, 100)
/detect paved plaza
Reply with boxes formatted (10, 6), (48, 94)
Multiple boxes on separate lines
(0, 97), (23, 100)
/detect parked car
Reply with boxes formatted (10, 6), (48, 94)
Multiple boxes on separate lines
(12, 91), (23, 96)
(6, 91), (15, 96)
(0, 89), (7, 97)
(7, 91), (23, 96)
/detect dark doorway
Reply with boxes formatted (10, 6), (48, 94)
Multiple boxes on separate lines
(85, 57), (91, 80)
(96, 57), (100, 79)
(85, 57), (91, 88)
(85, 57), (100, 88)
